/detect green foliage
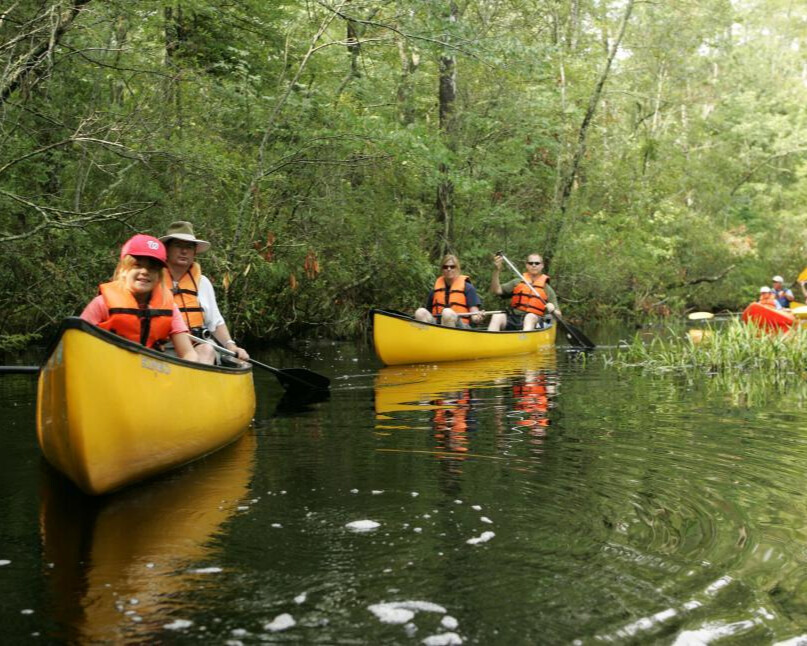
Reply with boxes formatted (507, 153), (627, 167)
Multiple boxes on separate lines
(2, 0), (807, 345)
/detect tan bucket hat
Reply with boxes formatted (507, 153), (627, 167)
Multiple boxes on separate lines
(159, 221), (210, 254)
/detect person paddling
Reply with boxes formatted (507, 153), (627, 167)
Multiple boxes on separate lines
(771, 275), (794, 308)
(80, 234), (199, 362)
(414, 254), (484, 327)
(487, 253), (560, 331)
(160, 221), (249, 365)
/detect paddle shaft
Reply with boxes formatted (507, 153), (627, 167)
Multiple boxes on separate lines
(456, 310), (504, 317)
(498, 253), (595, 349)
(190, 335), (330, 392)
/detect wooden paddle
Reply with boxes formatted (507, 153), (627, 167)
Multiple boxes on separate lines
(497, 252), (596, 349)
(190, 335), (330, 392)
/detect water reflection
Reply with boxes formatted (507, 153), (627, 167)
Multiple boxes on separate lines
(374, 353), (558, 473)
(40, 432), (256, 643)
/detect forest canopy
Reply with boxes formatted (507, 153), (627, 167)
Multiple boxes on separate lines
(2, 0), (807, 346)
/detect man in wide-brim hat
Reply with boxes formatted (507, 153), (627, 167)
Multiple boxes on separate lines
(160, 221), (249, 364)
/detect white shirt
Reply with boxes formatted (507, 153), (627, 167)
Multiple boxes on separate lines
(196, 274), (226, 333)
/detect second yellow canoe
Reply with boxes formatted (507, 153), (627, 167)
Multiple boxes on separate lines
(372, 309), (556, 366)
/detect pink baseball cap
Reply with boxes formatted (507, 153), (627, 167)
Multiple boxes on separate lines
(120, 234), (167, 266)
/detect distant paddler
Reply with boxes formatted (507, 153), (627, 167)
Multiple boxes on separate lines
(414, 254), (484, 328)
(487, 252), (559, 331)
(771, 275), (794, 309)
(758, 285), (781, 309)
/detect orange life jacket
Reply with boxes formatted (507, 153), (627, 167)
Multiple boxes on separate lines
(758, 293), (778, 308)
(165, 262), (205, 330)
(431, 275), (470, 316)
(511, 273), (550, 316)
(432, 390), (472, 453)
(513, 377), (550, 428)
(97, 281), (175, 348)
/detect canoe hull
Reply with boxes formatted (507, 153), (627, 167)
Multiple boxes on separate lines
(741, 302), (795, 332)
(372, 309), (556, 365)
(36, 319), (256, 495)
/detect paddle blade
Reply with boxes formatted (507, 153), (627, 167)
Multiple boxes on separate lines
(687, 312), (714, 321)
(555, 316), (596, 350)
(798, 267), (807, 283)
(275, 368), (331, 393)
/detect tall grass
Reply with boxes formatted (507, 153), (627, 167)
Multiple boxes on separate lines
(607, 320), (807, 376)
(605, 320), (807, 406)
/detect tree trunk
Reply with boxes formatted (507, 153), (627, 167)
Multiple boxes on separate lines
(547, 0), (635, 261)
(435, 1), (458, 259)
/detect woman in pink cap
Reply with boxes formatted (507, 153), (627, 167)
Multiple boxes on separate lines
(80, 234), (199, 361)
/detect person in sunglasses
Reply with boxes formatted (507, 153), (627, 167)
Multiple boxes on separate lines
(487, 253), (560, 331)
(414, 254), (484, 327)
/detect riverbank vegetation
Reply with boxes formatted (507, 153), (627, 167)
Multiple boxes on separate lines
(2, 1), (807, 348)
(609, 320), (807, 379)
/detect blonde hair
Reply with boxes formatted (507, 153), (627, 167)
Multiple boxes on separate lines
(440, 254), (461, 272)
(114, 254), (165, 287)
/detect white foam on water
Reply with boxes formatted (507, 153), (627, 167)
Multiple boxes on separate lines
(372, 490), (384, 495)
(0, 560), (10, 566)
(422, 632), (463, 645)
(369, 605), (415, 624)
(164, 619), (193, 630)
(264, 613), (295, 632)
(441, 616), (459, 630)
(471, 505), (482, 511)
(271, 523), (282, 528)
(351, 488), (359, 494)
(21, 609), (33, 615)
(294, 592), (307, 604)
(230, 628), (248, 637)
(411, 492), (420, 497)
(466, 531), (495, 545)
(345, 520), (380, 532)
(480, 517), (493, 524)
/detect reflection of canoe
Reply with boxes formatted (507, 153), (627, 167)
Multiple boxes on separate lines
(372, 309), (556, 366)
(41, 431), (255, 643)
(741, 303), (795, 332)
(375, 353), (557, 415)
(37, 318), (255, 495)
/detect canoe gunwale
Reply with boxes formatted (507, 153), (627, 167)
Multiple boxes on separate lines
(45, 317), (252, 375)
(371, 308), (555, 336)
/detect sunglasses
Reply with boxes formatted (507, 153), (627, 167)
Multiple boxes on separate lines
(526, 261), (543, 265)
(442, 264), (457, 269)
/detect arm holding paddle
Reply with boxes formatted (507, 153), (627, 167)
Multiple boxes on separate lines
(495, 251), (595, 349)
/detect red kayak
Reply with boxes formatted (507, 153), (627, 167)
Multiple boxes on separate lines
(741, 302), (795, 332)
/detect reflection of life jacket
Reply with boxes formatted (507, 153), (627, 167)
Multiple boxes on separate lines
(165, 263), (205, 330)
(432, 390), (472, 453)
(758, 292), (778, 308)
(511, 273), (549, 316)
(513, 376), (550, 428)
(431, 275), (470, 316)
(97, 281), (174, 347)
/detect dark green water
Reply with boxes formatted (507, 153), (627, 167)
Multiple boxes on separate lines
(4, 329), (807, 644)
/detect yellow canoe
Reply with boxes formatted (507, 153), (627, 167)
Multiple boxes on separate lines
(36, 318), (256, 495)
(372, 309), (556, 365)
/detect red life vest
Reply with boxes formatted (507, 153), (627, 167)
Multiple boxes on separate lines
(511, 273), (550, 316)
(431, 275), (470, 316)
(758, 293), (778, 308)
(97, 281), (175, 348)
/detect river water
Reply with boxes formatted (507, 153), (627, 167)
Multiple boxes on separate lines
(3, 324), (807, 644)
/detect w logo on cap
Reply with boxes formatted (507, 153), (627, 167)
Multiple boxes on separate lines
(147, 240), (159, 250)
